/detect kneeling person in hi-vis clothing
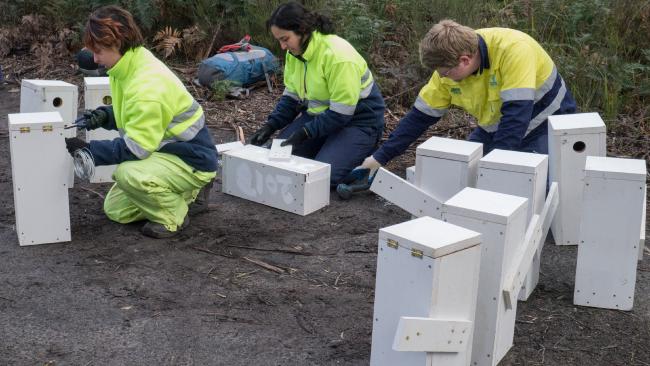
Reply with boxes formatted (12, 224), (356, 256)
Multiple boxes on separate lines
(359, 19), (576, 173)
(249, 2), (385, 186)
(65, 5), (217, 238)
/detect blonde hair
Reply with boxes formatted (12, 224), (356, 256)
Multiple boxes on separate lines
(419, 19), (478, 70)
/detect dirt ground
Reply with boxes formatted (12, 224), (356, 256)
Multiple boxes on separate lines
(0, 71), (649, 366)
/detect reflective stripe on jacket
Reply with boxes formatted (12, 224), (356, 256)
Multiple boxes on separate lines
(372, 27), (577, 165)
(89, 47), (217, 172)
(283, 31), (374, 116)
(416, 28), (573, 136)
(269, 31), (385, 138)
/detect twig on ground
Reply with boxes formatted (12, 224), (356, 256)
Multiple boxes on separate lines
(242, 256), (285, 274)
(226, 244), (313, 256)
(191, 246), (233, 258)
(206, 266), (217, 276)
(78, 186), (106, 200)
(383, 82), (426, 101)
(385, 106), (400, 123)
(201, 313), (255, 324)
(334, 273), (342, 286)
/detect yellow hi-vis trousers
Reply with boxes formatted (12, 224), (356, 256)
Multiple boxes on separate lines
(103, 152), (215, 231)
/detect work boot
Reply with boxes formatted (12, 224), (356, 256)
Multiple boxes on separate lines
(141, 215), (189, 239)
(188, 179), (214, 216)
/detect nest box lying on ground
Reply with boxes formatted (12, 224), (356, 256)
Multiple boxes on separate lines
(477, 149), (548, 301)
(221, 144), (330, 215)
(20, 79), (77, 187)
(548, 112), (606, 246)
(370, 216), (481, 366)
(9, 112), (71, 246)
(84, 77), (117, 183)
(574, 156), (647, 311)
(443, 188), (528, 366)
(415, 137), (482, 203)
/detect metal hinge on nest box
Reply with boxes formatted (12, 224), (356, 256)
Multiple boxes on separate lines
(387, 239), (399, 249)
(411, 249), (424, 259)
(42, 125), (53, 132)
(19, 127), (30, 133)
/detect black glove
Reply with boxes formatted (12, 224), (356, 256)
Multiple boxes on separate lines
(65, 137), (89, 156)
(249, 124), (276, 146)
(281, 127), (309, 147)
(82, 108), (110, 130)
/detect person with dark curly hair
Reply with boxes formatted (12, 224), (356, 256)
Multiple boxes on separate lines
(249, 2), (385, 186)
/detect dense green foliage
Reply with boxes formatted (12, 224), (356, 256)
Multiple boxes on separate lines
(2, 0), (648, 118)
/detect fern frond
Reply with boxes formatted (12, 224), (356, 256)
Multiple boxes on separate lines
(153, 26), (182, 59)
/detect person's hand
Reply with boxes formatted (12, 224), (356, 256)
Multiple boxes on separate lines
(280, 127), (309, 147)
(360, 155), (382, 171)
(82, 108), (109, 130)
(249, 124), (276, 146)
(65, 137), (89, 156)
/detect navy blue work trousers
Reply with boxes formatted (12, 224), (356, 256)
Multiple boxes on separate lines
(278, 113), (382, 186)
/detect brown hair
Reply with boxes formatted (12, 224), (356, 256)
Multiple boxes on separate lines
(83, 5), (144, 55)
(419, 19), (478, 71)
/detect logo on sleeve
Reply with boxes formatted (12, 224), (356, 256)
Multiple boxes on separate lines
(450, 87), (462, 95)
(489, 75), (498, 87)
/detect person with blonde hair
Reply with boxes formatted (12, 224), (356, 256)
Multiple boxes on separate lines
(64, 5), (217, 238)
(360, 19), (576, 172)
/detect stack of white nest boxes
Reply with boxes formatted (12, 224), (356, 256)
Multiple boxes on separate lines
(84, 77), (117, 183)
(9, 112), (71, 245)
(476, 150), (548, 301)
(10, 78), (114, 245)
(220, 144), (330, 216)
(20, 79), (78, 187)
(369, 113), (648, 365)
(443, 188), (528, 366)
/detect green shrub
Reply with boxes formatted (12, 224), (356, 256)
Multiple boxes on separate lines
(1, 0), (647, 118)
(210, 79), (236, 102)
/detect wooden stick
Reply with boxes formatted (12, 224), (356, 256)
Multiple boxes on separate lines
(191, 246), (233, 258)
(242, 256), (285, 274)
(226, 244), (312, 256)
(78, 186), (105, 200)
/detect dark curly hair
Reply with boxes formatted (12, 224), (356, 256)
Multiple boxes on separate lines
(267, 2), (334, 36)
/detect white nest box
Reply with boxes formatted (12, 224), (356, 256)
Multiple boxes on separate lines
(548, 113), (606, 245)
(477, 149), (548, 301)
(574, 156), (646, 311)
(370, 216), (481, 366)
(415, 137), (482, 202)
(221, 144), (330, 215)
(9, 112), (71, 245)
(84, 77), (118, 183)
(20, 79), (78, 186)
(443, 188), (528, 366)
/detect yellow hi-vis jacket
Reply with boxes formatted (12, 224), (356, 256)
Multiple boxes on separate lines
(416, 27), (567, 134)
(89, 47), (217, 172)
(372, 27), (576, 165)
(276, 31), (382, 138)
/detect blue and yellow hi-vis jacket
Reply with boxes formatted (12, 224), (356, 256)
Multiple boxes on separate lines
(89, 47), (217, 172)
(266, 31), (384, 137)
(374, 27), (576, 165)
